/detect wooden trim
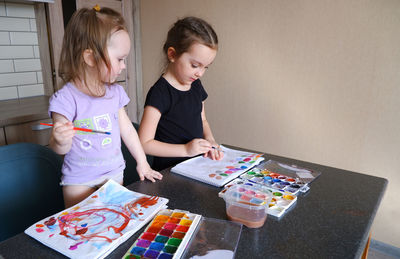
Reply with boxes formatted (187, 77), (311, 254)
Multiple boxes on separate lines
(361, 232), (372, 259)
(34, 3), (54, 96)
(46, 0), (64, 91)
(5, 118), (53, 146)
(0, 96), (49, 127)
(133, 0), (144, 122)
(122, 0), (138, 123)
(0, 128), (5, 146)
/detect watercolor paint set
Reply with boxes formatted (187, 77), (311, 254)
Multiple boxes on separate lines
(123, 209), (201, 259)
(239, 167), (307, 195)
(219, 178), (297, 218)
(239, 160), (321, 195)
(123, 209), (243, 259)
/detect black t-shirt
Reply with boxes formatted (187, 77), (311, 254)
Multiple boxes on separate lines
(144, 77), (208, 170)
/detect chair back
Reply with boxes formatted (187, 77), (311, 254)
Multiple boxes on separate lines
(0, 143), (64, 241)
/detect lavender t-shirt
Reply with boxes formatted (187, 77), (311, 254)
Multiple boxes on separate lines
(49, 82), (130, 184)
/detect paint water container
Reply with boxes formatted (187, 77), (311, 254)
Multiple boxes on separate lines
(223, 184), (272, 228)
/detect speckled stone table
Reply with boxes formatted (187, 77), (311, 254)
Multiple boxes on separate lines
(0, 146), (387, 259)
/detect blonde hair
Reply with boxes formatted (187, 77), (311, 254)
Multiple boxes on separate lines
(58, 7), (126, 96)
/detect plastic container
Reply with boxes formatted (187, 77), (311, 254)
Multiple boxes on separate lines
(222, 184), (272, 228)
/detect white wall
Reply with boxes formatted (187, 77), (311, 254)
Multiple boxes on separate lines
(0, 1), (44, 100)
(140, 0), (400, 247)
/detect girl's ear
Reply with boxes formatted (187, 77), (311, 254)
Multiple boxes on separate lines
(167, 47), (176, 62)
(83, 49), (95, 67)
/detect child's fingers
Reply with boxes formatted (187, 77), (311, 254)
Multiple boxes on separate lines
(152, 171), (163, 180)
(195, 141), (211, 154)
(205, 148), (224, 160)
(54, 122), (74, 135)
(145, 174), (156, 183)
(140, 169), (162, 182)
(208, 149), (215, 160)
(214, 150), (220, 160)
(217, 150), (224, 160)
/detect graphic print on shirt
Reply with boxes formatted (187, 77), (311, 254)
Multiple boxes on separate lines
(102, 137), (112, 149)
(80, 138), (92, 150)
(74, 114), (113, 151)
(74, 118), (95, 135)
(93, 114), (112, 132)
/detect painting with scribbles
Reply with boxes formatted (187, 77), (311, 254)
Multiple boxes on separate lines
(25, 180), (168, 259)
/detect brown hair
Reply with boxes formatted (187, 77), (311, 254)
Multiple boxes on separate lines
(58, 7), (126, 96)
(163, 17), (218, 64)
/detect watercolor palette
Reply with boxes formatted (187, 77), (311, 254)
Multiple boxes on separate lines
(241, 160), (321, 194)
(239, 167), (306, 195)
(123, 209), (201, 259)
(239, 161), (317, 194)
(219, 178), (297, 218)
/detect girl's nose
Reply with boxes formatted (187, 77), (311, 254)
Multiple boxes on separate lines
(195, 68), (205, 78)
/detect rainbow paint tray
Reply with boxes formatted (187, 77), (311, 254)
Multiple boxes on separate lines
(123, 209), (201, 259)
(240, 167), (306, 195)
(239, 159), (321, 195)
(219, 178), (297, 218)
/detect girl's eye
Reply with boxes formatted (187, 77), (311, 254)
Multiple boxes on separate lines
(191, 64), (198, 68)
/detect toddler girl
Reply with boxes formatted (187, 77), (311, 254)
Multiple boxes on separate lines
(49, 7), (162, 208)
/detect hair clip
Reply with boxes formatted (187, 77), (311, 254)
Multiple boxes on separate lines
(93, 4), (100, 12)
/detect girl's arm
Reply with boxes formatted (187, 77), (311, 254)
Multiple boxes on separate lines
(139, 106), (212, 157)
(49, 112), (75, 155)
(119, 107), (162, 182)
(201, 102), (224, 160)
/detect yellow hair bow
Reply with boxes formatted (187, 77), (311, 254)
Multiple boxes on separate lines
(93, 4), (100, 12)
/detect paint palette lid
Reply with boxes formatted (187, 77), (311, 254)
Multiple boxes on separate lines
(181, 217), (242, 259)
(223, 184), (273, 209)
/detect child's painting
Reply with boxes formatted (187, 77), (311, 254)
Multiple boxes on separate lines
(25, 180), (168, 259)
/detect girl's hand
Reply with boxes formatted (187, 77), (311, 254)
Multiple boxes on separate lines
(185, 138), (212, 157)
(52, 121), (75, 146)
(137, 163), (163, 182)
(204, 141), (224, 160)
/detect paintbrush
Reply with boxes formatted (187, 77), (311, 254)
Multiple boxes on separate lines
(39, 123), (111, 135)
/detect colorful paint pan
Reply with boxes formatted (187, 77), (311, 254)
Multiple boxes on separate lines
(240, 166), (309, 195)
(123, 209), (201, 259)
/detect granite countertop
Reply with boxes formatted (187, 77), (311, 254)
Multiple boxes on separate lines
(0, 96), (50, 127)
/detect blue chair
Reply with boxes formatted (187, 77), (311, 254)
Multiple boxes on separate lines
(122, 122), (154, 186)
(0, 143), (64, 242)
